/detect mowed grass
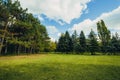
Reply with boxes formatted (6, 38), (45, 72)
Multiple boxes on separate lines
(0, 54), (120, 80)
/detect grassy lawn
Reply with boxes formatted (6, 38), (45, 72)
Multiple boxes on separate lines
(0, 54), (120, 80)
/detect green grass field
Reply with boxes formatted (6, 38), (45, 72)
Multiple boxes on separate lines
(0, 54), (120, 80)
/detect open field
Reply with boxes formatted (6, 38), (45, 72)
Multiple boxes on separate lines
(0, 54), (120, 80)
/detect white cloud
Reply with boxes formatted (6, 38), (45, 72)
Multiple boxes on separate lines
(58, 20), (66, 26)
(69, 6), (120, 36)
(46, 26), (59, 34)
(57, 33), (62, 37)
(50, 37), (56, 42)
(37, 15), (44, 21)
(18, 0), (91, 24)
(96, 6), (120, 33)
(46, 26), (60, 41)
(50, 32), (62, 41)
(69, 19), (95, 35)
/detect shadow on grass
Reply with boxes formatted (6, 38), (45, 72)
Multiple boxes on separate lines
(0, 63), (120, 80)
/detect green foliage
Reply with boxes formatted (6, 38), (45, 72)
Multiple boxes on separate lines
(64, 31), (73, 52)
(57, 33), (65, 52)
(109, 33), (120, 54)
(57, 31), (73, 53)
(0, 0), (49, 55)
(0, 0), (120, 55)
(88, 29), (99, 55)
(56, 20), (120, 55)
(79, 31), (86, 53)
(48, 41), (57, 52)
(97, 20), (111, 53)
(72, 30), (79, 53)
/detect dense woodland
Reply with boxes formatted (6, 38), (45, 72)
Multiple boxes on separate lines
(0, 0), (120, 55)
(57, 20), (120, 55)
(0, 0), (50, 55)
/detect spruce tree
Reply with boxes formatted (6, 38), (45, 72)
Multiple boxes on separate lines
(109, 33), (120, 54)
(57, 31), (73, 53)
(71, 30), (78, 53)
(88, 29), (99, 55)
(79, 31), (86, 53)
(57, 33), (65, 52)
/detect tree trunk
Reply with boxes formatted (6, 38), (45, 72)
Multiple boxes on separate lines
(17, 45), (21, 55)
(5, 45), (8, 55)
(33, 48), (35, 54)
(0, 22), (8, 55)
(24, 47), (27, 53)
(30, 47), (33, 54)
(14, 45), (17, 54)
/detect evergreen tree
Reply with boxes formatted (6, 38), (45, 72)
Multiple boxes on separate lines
(79, 31), (86, 53)
(0, 0), (49, 55)
(64, 31), (73, 53)
(71, 30), (78, 53)
(57, 33), (65, 52)
(109, 33), (120, 54)
(57, 31), (73, 53)
(88, 29), (99, 55)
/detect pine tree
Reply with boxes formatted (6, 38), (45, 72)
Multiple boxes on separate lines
(57, 31), (73, 53)
(0, 0), (49, 55)
(88, 29), (99, 55)
(109, 33), (120, 54)
(71, 30), (78, 53)
(57, 33), (65, 52)
(0, 0), (12, 54)
(79, 31), (86, 53)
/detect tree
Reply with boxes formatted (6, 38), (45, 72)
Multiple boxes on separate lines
(64, 31), (73, 53)
(97, 20), (111, 53)
(79, 31), (86, 53)
(0, 0), (12, 54)
(48, 41), (56, 52)
(57, 33), (65, 52)
(57, 31), (73, 53)
(0, 0), (50, 55)
(88, 29), (99, 55)
(71, 30), (78, 53)
(109, 33), (120, 54)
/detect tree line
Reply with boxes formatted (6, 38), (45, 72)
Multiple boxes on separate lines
(0, 0), (50, 55)
(56, 20), (120, 55)
(0, 0), (120, 55)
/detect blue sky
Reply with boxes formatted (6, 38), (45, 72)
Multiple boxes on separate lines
(18, 0), (120, 41)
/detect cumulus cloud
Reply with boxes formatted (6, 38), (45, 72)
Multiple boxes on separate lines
(46, 26), (59, 34)
(18, 0), (91, 24)
(69, 19), (95, 35)
(97, 6), (120, 32)
(69, 6), (120, 36)
(37, 15), (44, 22)
(46, 26), (60, 41)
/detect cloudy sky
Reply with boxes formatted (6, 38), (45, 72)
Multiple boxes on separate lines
(18, 0), (120, 41)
